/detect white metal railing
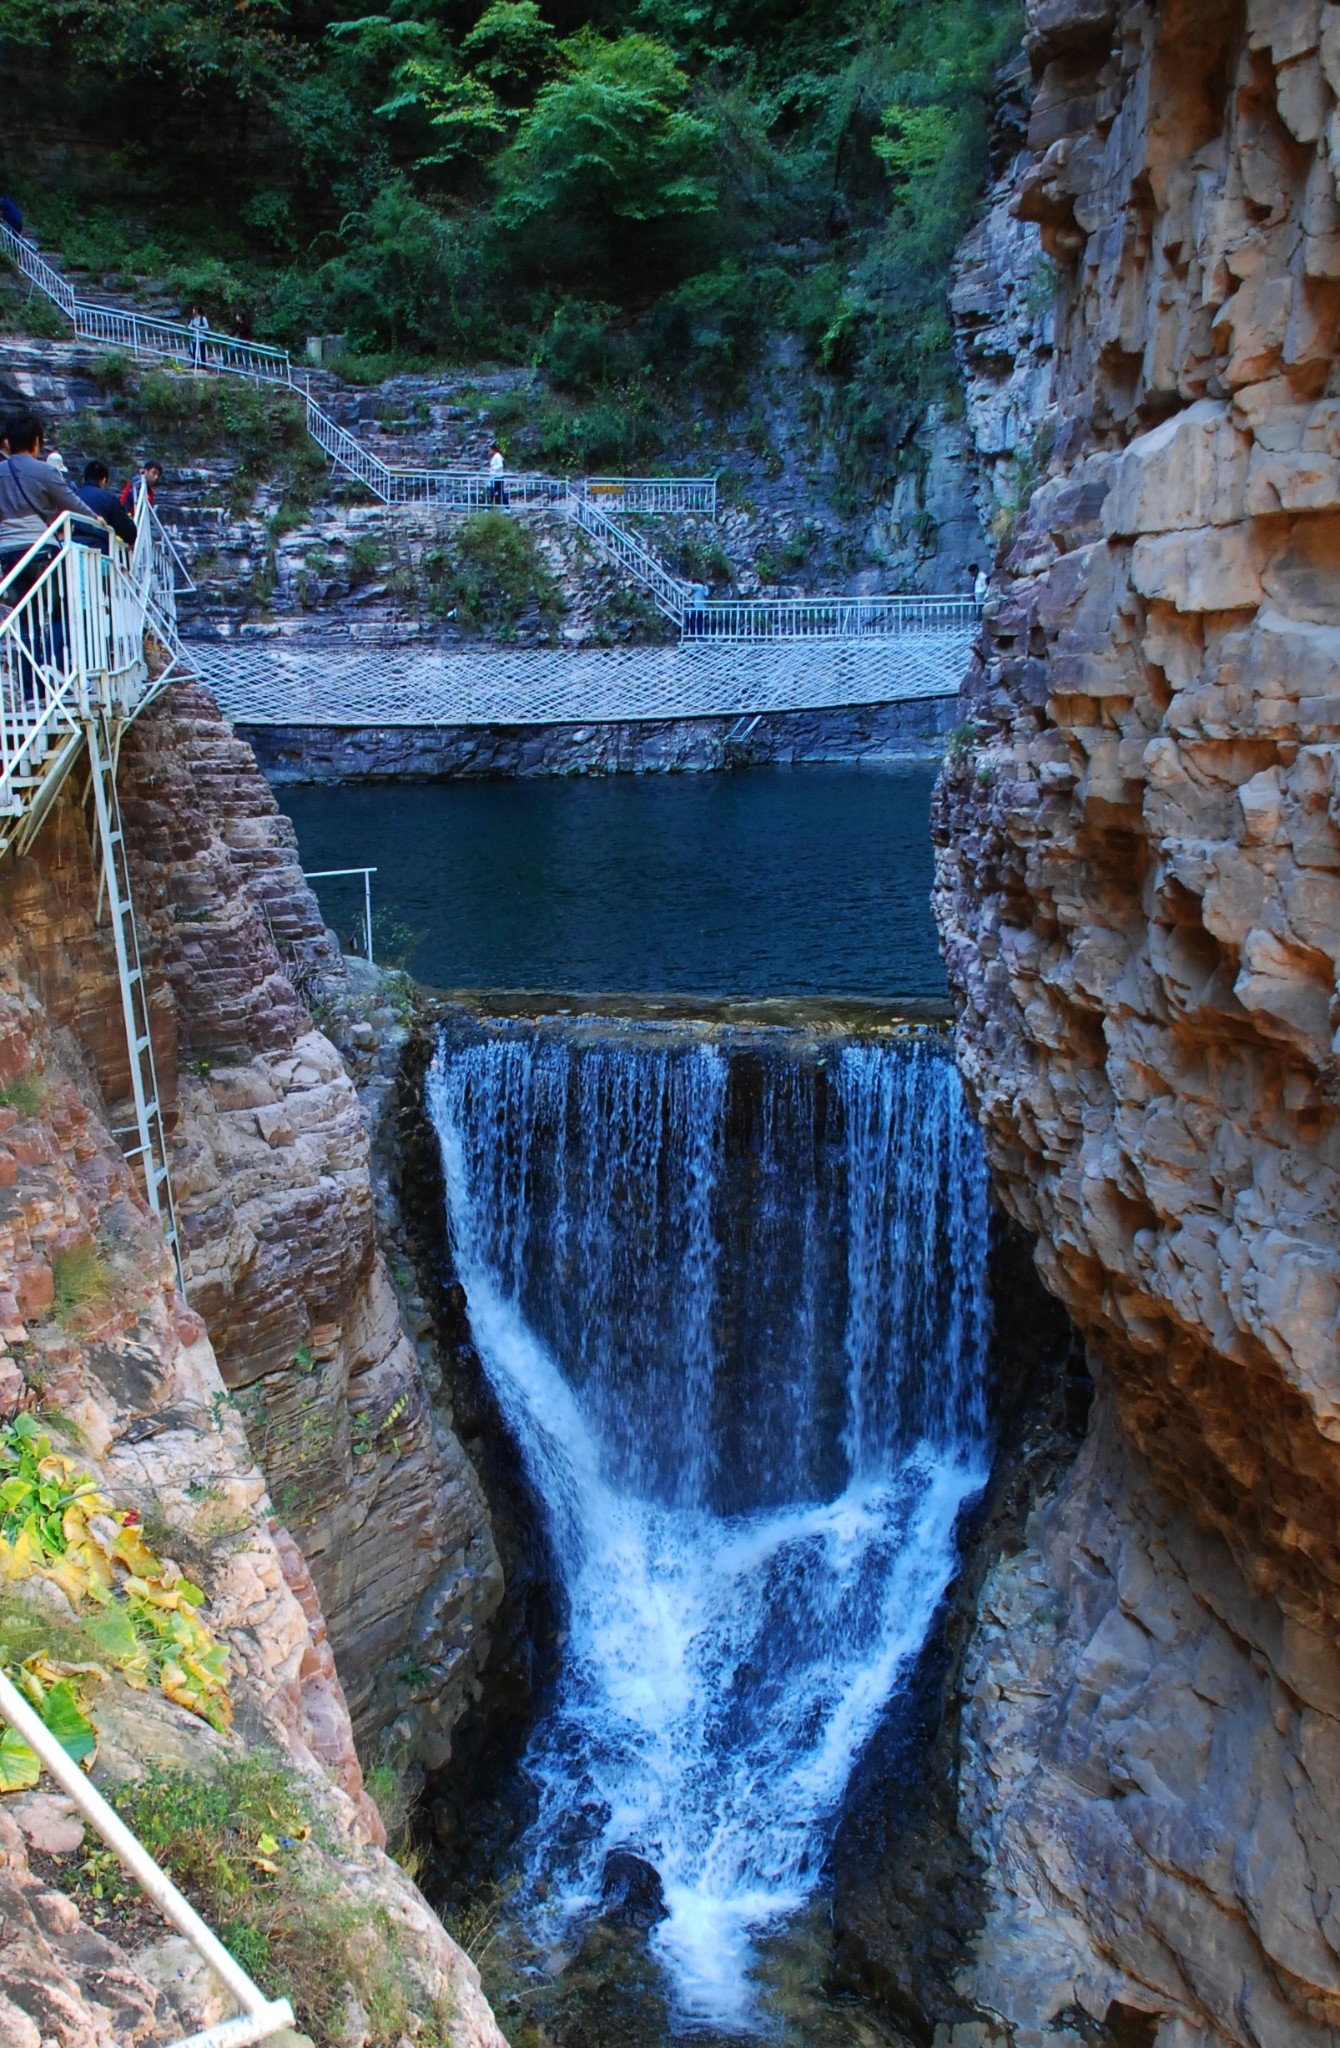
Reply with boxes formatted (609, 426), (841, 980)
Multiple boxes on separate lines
(682, 594), (982, 639)
(1, 219), (978, 642)
(578, 477), (718, 515)
(568, 492), (689, 623)
(0, 482), (184, 843)
(567, 495), (981, 639)
(305, 865), (376, 962)
(0, 220), (715, 517)
(0, 1668), (295, 2048)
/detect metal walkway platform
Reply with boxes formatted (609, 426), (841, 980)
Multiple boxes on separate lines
(193, 633), (971, 728)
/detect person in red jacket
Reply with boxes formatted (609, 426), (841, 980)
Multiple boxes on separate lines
(120, 459), (163, 512)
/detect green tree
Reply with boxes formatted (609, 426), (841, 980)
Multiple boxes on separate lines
(461, 0), (556, 96)
(494, 31), (718, 280)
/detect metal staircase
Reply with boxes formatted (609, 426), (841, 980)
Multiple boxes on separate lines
(0, 216), (983, 644)
(0, 492), (189, 1282)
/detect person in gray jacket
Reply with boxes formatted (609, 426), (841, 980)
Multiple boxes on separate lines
(0, 411), (108, 585)
(0, 411), (110, 686)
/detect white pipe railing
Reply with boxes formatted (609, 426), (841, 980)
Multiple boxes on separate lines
(0, 220), (715, 516)
(568, 492), (688, 623)
(305, 864), (376, 962)
(0, 481), (183, 834)
(682, 594), (981, 639)
(0, 1668), (295, 2048)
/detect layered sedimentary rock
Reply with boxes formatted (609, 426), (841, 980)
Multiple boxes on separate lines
(0, 691), (501, 1768)
(934, 3), (1340, 2043)
(117, 685), (502, 1760)
(0, 895), (504, 2046)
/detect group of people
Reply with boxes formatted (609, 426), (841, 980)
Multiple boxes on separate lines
(0, 410), (162, 588)
(0, 410), (164, 680)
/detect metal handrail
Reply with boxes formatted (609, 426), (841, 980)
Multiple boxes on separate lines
(0, 1668), (295, 2047)
(0, 221), (715, 516)
(0, 482), (184, 837)
(305, 865), (376, 962)
(568, 492), (688, 623)
(683, 594), (981, 639)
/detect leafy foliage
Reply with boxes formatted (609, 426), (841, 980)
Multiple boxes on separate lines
(495, 31), (717, 280)
(0, 1413), (232, 1747)
(423, 511), (563, 633)
(1, 0), (1020, 485)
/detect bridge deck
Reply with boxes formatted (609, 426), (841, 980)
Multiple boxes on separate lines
(194, 635), (973, 729)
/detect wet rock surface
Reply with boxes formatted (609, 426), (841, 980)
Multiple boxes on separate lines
(599, 1849), (670, 1931)
(244, 698), (958, 780)
(934, 1), (1340, 2041)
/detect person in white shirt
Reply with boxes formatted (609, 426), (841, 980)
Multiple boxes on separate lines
(188, 306), (210, 371)
(487, 441), (508, 507)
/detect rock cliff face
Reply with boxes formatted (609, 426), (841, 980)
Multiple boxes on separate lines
(118, 686), (502, 1763)
(935, 3), (1340, 2043)
(0, 834), (504, 2045)
(0, 695), (501, 1772)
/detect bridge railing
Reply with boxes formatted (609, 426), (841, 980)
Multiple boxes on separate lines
(579, 478), (718, 515)
(681, 594), (981, 639)
(0, 489), (177, 832)
(385, 467), (570, 509)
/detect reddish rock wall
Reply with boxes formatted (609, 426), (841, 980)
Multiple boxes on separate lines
(0, 687), (500, 1768)
(934, 2), (1340, 2042)
(0, 853), (504, 2047)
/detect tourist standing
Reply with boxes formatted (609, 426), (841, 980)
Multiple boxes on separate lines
(77, 460), (137, 550)
(120, 459), (163, 514)
(487, 441), (508, 507)
(0, 411), (109, 677)
(188, 306), (210, 371)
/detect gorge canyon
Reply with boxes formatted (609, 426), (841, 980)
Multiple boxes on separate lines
(1, 0), (1339, 2044)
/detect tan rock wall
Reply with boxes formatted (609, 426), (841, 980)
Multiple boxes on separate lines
(0, 687), (500, 1767)
(935, 2), (1340, 2042)
(0, 908), (504, 2046)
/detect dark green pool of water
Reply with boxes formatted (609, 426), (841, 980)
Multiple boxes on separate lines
(276, 765), (945, 1001)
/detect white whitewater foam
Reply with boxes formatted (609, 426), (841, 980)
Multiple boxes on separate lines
(429, 1031), (990, 2028)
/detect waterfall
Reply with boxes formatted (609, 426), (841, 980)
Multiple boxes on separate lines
(427, 1022), (991, 2026)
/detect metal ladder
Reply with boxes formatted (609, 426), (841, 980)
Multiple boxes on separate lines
(84, 712), (184, 1291)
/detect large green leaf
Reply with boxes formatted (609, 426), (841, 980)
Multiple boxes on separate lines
(87, 1603), (140, 1662)
(40, 1679), (96, 1766)
(0, 1725), (40, 1792)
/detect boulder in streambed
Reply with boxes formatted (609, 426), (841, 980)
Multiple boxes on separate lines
(599, 1849), (668, 1930)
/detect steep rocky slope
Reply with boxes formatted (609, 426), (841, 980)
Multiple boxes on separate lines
(0, 849), (503, 2044)
(934, 2), (1340, 2043)
(0, 698), (501, 1772)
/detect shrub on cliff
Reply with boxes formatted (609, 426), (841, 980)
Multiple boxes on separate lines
(424, 511), (564, 635)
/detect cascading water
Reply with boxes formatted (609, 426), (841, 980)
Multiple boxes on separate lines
(427, 1022), (991, 2030)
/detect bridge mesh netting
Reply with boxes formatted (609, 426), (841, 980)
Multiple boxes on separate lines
(193, 635), (972, 728)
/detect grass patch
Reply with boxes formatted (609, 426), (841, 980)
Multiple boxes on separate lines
(49, 1242), (109, 1320)
(421, 511), (563, 634)
(0, 1073), (44, 1117)
(63, 1756), (456, 2046)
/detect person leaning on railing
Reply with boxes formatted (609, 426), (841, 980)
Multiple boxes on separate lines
(0, 410), (112, 587)
(75, 460), (137, 554)
(0, 411), (112, 680)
